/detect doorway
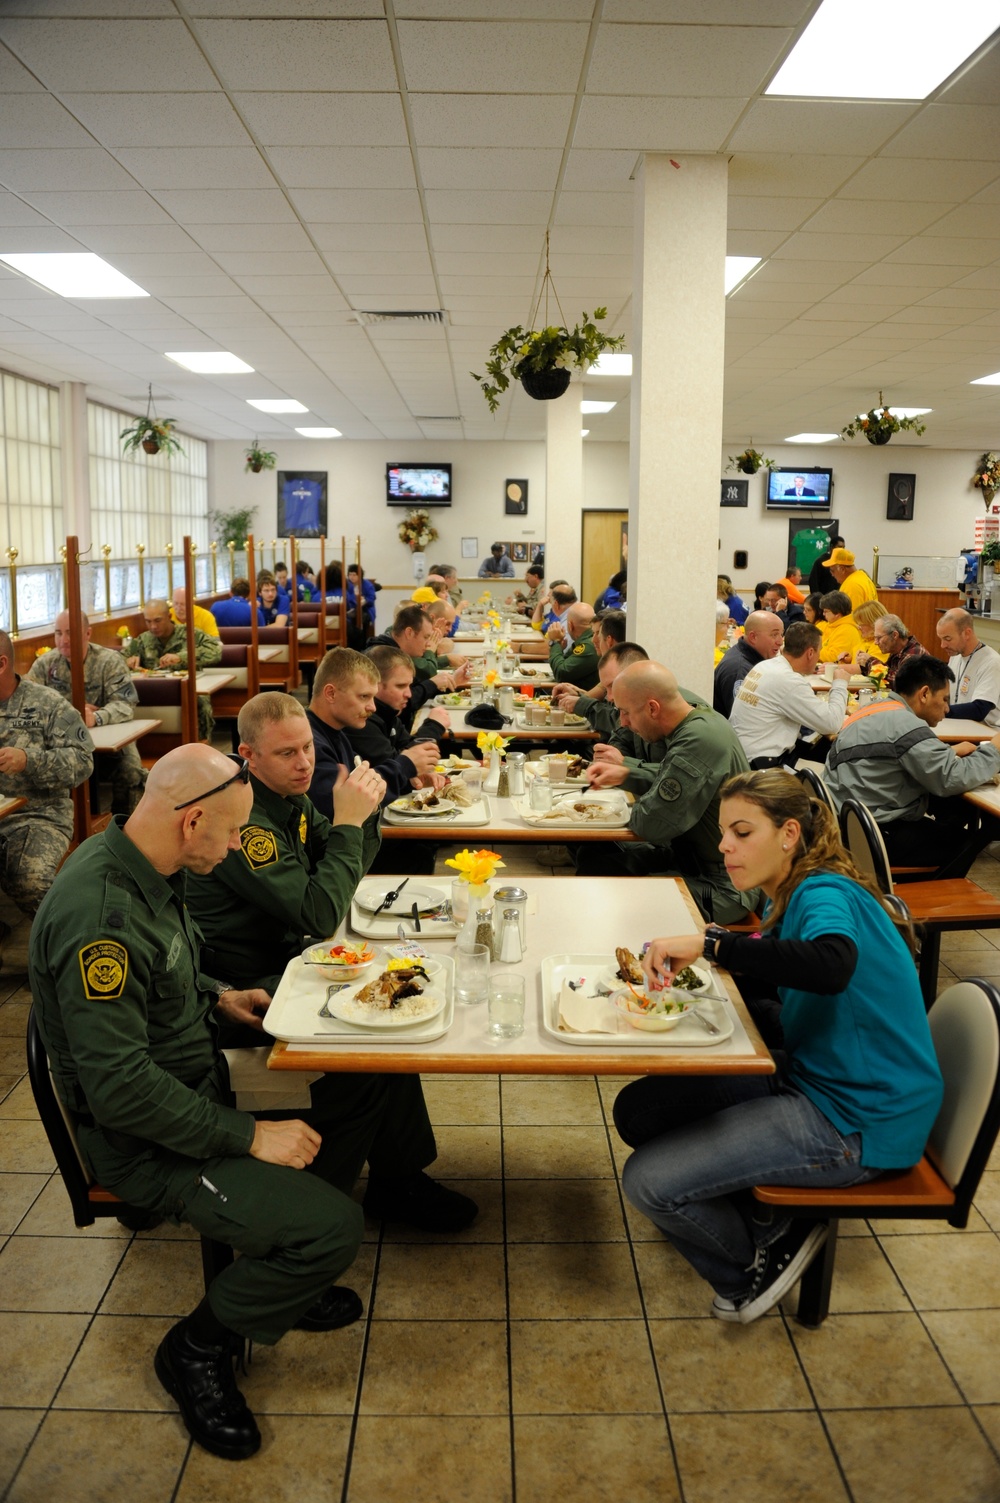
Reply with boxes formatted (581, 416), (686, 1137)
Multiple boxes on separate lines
(581, 509), (628, 607)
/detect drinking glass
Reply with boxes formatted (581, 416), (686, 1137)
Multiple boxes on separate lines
(549, 754), (569, 784)
(451, 878), (470, 924)
(529, 777), (553, 812)
(454, 943), (490, 1006)
(488, 974), (526, 1039)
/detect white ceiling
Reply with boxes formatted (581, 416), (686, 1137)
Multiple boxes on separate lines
(0, 1), (999, 450)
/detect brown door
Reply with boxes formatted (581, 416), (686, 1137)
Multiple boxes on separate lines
(581, 510), (627, 606)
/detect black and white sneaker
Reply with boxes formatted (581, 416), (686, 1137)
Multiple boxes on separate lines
(733, 1221), (828, 1325)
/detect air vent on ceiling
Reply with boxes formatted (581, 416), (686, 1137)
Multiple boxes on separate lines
(416, 415), (461, 423)
(353, 309), (448, 326)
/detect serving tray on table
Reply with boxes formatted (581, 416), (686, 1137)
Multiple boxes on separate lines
(350, 880), (459, 940)
(264, 955), (455, 1044)
(512, 792), (630, 830)
(383, 794), (492, 827)
(540, 954), (734, 1048)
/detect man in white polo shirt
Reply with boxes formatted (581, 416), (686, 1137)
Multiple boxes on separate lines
(936, 608), (1000, 728)
(730, 621), (851, 768)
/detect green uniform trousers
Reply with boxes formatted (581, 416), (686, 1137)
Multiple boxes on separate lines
(80, 1071), (436, 1345)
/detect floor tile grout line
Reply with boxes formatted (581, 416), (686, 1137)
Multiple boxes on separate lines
(339, 1221), (385, 1503)
(779, 1304), (858, 1503)
(597, 1077), (688, 1503)
(498, 1072), (518, 1503)
(903, 1273), (1000, 1467)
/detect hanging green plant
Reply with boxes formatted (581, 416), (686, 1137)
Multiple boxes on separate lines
(245, 442), (277, 474)
(120, 384), (184, 457)
(726, 446), (774, 475)
(840, 393), (927, 445)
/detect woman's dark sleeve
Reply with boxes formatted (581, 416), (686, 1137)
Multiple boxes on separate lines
(712, 931), (858, 994)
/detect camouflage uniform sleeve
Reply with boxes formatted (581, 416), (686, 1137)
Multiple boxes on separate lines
(175, 628), (222, 670)
(25, 656), (49, 687)
(94, 652), (138, 724)
(23, 698), (94, 792)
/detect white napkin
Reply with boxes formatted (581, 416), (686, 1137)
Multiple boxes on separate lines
(557, 980), (620, 1034)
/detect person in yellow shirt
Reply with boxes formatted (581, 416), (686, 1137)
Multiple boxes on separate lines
(822, 547), (878, 611)
(852, 600), (889, 664)
(819, 591), (865, 663)
(171, 587), (220, 638)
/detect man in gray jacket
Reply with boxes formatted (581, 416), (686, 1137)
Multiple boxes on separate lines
(825, 655), (1000, 878)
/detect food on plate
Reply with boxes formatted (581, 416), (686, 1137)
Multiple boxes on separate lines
(355, 961), (431, 1010)
(615, 947), (644, 985)
(539, 799), (615, 823)
(672, 965), (705, 991)
(303, 942), (375, 968)
(398, 781), (475, 812)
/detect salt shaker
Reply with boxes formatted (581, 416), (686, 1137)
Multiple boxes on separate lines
(499, 685), (514, 718)
(506, 751), (526, 797)
(497, 907), (523, 964)
(493, 885), (528, 946)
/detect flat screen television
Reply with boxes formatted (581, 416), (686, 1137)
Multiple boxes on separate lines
(765, 467), (833, 511)
(386, 463), (452, 506)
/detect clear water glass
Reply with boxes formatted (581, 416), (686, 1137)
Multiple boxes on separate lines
(488, 974), (525, 1039)
(454, 943), (490, 1006)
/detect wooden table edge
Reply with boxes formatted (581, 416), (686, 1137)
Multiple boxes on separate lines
(266, 1038), (775, 1074)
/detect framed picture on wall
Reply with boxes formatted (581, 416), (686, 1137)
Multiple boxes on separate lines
(530, 541), (544, 564)
(510, 541), (528, 563)
(461, 536), (478, 559)
(721, 479), (749, 508)
(787, 517), (840, 578)
(887, 473), (916, 521)
(505, 479), (528, 515)
(277, 472), (327, 537)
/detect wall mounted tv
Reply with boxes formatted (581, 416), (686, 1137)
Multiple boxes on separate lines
(765, 467), (833, 511)
(386, 463), (452, 506)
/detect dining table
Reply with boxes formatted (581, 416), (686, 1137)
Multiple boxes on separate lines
(264, 874), (773, 1079)
(935, 719), (997, 744)
(414, 704), (598, 744)
(380, 783), (639, 845)
(0, 796), (26, 822)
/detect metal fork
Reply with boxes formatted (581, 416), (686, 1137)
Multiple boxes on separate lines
(372, 877), (408, 917)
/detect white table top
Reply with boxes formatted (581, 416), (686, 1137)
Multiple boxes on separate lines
(964, 780), (1000, 814)
(381, 789), (637, 844)
(131, 670), (235, 694)
(90, 719), (162, 752)
(257, 645), (282, 663)
(415, 705), (596, 742)
(266, 875), (772, 1078)
(935, 719), (997, 743)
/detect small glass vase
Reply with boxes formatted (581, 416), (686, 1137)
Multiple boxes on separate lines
(457, 882), (491, 951)
(483, 750), (503, 795)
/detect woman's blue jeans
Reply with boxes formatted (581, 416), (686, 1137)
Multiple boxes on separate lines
(615, 1069), (880, 1298)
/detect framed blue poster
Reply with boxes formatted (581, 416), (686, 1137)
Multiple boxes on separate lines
(278, 471), (327, 537)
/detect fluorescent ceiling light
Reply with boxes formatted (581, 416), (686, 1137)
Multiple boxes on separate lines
(166, 351), (254, 375)
(581, 429), (590, 437)
(587, 353), (632, 376)
(580, 401), (616, 414)
(767, 0), (1000, 100)
(725, 256), (761, 295)
(296, 427), (342, 438)
(785, 433), (839, 443)
(972, 371), (1000, 385)
(0, 251), (148, 299)
(247, 398), (308, 414)
(857, 406), (931, 418)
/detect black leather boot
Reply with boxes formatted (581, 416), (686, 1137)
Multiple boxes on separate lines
(295, 1284), (363, 1331)
(155, 1318), (261, 1460)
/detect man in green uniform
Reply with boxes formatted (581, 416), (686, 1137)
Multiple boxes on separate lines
(548, 603), (599, 690)
(29, 609), (145, 814)
(0, 629), (93, 929)
(29, 745), (378, 1461)
(126, 597), (222, 740)
(185, 691), (477, 1230)
(580, 661), (756, 922)
(552, 640), (647, 737)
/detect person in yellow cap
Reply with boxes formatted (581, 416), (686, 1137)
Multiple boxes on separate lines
(822, 547), (878, 611)
(411, 586), (438, 605)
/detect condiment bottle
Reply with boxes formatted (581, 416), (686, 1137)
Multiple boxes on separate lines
(493, 885), (528, 946)
(497, 908), (523, 964)
(474, 903), (496, 961)
(506, 751), (526, 796)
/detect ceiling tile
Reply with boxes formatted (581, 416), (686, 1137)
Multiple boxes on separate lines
(288, 188), (422, 223)
(419, 148), (561, 192)
(214, 251), (329, 277)
(114, 147), (275, 191)
(61, 92), (251, 149)
(18, 189), (172, 223)
(151, 189), (296, 224)
(881, 105), (1000, 162)
(0, 19), (217, 90)
(553, 192), (634, 227)
(587, 22), (789, 96)
(311, 223), (429, 254)
(728, 196), (823, 232)
(841, 158), (1000, 201)
(233, 91), (407, 147)
(0, 191), (53, 228)
(409, 93), (573, 150)
(196, 19), (397, 91)
(731, 100), (915, 156)
(187, 222), (314, 255)
(322, 252), (434, 277)
(398, 19), (589, 93)
(424, 189), (551, 225)
(885, 237), (999, 268)
(574, 95), (745, 151)
(267, 147), (416, 190)
(0, 148), (136, 192)
(802, 199), (949, 236)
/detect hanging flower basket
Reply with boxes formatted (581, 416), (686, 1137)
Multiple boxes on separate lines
(245, 442), (277, 474)
(840, 393), (926, 445)
(141, 438), (160, 455)
(397, 508), (438, 551)
(519, 366), (572, 403)
(973, 454), (1000, 509)
(726, 446), (774, 475)
(120, 384), (183, 459)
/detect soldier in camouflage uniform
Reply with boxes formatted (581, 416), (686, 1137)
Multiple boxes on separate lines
(581, 660), (757, 923)
(28, 610), (145, 815)
(0, 629), (93, 919)
(127, 598), (223, 741)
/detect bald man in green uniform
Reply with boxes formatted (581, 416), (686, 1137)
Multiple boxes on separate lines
(29, 745), (378, 1461)
(547, 602), (600, 691)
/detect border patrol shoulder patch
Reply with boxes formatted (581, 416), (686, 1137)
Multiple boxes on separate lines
(241, 825), (278, 869)
(79, 941), (128, 1000)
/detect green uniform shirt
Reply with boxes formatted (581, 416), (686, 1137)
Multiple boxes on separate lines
(29, 817), (253, 1160)
(575, 693), (618, 737)
(609, 686), (707, 786)
(623, 705), (754, 915)
(133, 623), (222, 671)
(186, 773), (370, 992)
(549, 627), (599, 690)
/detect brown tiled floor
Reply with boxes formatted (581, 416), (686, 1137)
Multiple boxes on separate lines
(4, 848), (1000, 1503)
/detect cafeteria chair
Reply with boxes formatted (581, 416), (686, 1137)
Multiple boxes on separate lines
(26, 1008), (233, 1293)
(839, 796), (1000, 1006)
(795, 764), (835, 811)
(754, 976), (1000, 1328)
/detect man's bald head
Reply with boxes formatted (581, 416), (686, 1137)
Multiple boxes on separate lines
(0, 629), (13, 669)
(130, 744), (251, 875)
(144, 599), (173, 640)
(743, 610), (784, 660)
(144, 744), (239, 809)
(614, 661), (681, 709)
(171, 587), (188, 618)
(566, 602), (594, 638)
(54, 610), (92, 659)
(611, 661), (688, 741)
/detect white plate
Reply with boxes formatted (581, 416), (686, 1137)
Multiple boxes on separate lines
(388, 795), (461, 818)
(355, 881), (446, 916)
(264, 956), (455, 1044)
(513, 794), (630, 829)
(540, 955), (734, 1049)
(325, 985), (447, 1029)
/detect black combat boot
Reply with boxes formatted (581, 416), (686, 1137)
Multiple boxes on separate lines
(155, 1317), (261, 1460)
(295, 1284), (363, 1331)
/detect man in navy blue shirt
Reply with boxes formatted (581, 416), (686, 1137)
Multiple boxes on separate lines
(211, 578), (265, 628)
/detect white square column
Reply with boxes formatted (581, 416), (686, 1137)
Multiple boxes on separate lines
(629, 154), (728, 696)
(545, 376), (584, 590)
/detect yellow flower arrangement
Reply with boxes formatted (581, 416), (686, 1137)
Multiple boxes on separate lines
(477, 591), (492, 605)
(445, 848), (506, 886)
(494, 638), (510, 653)
(486, 610), (502, 628)
(34, 644), (50, 657)
(476, 730), (509, 753)
(116, 624), (131, 639)
(483, 669), (499, 687)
